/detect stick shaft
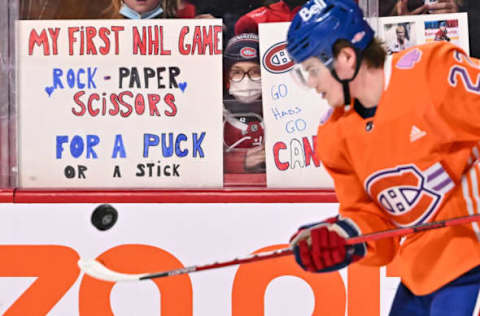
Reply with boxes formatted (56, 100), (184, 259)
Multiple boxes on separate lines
(143, 214), (480, 280)
(81, 214), (480, 282)
(139, 247), (293, 280)
(346, 214), (480, 245)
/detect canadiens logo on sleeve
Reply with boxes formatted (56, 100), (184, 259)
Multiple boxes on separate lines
(365, 163), (454, 227)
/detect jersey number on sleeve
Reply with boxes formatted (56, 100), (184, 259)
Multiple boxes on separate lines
(449, 51), (480, 94)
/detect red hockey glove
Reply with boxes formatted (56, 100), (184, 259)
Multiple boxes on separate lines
(289, 217), (366, 273)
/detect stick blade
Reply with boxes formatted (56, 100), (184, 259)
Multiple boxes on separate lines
(78, 259), (147, 282)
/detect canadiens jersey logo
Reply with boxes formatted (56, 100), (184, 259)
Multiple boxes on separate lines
(262, 41), (295, 74)
(365, 164), (454, 227)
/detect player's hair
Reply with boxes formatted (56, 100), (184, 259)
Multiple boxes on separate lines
(105, 0), (178, 18)
(333, 38), (386, 69)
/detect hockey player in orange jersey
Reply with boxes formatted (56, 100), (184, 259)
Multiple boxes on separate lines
(287, 0), (480, 315)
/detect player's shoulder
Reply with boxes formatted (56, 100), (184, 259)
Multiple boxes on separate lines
(392, 42), (466, 71)
(405, 41), (462, 55)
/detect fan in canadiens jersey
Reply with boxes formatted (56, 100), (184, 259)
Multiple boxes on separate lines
(223, 33), (265, 174)
(286, 0), (480, 315)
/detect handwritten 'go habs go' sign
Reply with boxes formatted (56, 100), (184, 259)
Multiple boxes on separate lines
(261, 41), (295, 74)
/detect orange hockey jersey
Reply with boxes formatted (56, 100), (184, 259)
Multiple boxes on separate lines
(316, 42), (480, 295)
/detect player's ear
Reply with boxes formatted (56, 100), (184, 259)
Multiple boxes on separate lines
(335, 47), (357, 77)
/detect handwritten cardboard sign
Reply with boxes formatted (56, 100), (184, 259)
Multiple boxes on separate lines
(259, 22), (334, 188)
(16, 19), (224, 188)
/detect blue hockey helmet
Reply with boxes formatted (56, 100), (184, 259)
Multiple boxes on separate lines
(286, 0), (374, 67)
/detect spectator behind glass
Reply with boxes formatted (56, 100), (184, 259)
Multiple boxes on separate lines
(18, 0), (195, 19)
(177, 0), (197, 18)
(234, 0), (307, 35)
(105, 0), (195, 19)
(381, 0), (460, 15)
(188, 0), (264, 42)
(20, 0), (111, 19)
(223, 33), (265, 174)
(379, 0), (480, 58)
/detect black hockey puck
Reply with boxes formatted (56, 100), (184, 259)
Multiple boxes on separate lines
(91, 204), (118, 231)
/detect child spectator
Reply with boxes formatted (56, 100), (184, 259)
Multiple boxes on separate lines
(223, 33), (265, 174)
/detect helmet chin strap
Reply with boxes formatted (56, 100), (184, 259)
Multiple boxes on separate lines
(329, 50), (363, 107)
